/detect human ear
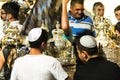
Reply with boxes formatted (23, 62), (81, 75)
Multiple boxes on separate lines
(41, 42), (46, 51)
(77, 50), (87, 61)
(41, 42), (45, 47)
(81, 51), (88, 61)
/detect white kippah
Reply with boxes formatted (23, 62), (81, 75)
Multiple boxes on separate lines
(80, 35), (97, 48)
(28, 28), (42, 42)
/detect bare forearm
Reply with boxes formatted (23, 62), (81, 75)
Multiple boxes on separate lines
(61, 0), (69, 31)
(0, 50), (5, 71)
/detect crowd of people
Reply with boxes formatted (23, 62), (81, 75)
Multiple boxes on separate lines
(0, 1), (23, 80)
(0, 0), (120, 80)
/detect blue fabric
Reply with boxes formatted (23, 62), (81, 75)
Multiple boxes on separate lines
(62, 12), (96, 43)
(68, 12), (93, 24)
(68, 11), (95, 37)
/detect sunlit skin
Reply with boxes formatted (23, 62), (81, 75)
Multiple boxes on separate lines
(77, 46), (99, 63)
(77, 50), (87, 63)
(0, 50), (5, 71)
(115, 30), (120, 37)
(0, 9), (7, 21)
(70, 3), (84, 19)
(115, 10), (120, 21)
(93, 6), (104, 17)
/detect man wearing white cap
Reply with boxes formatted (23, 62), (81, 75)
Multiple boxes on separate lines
(74, 35), (120, 80)
(10, 28), (69, 80)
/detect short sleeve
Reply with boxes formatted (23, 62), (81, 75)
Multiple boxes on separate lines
(49, 59), (68, 80)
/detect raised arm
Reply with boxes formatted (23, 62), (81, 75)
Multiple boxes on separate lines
(61, 0), (70, 31)
(0, 50), (5, 71)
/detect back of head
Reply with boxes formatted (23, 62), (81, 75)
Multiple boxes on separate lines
(70, 0), (84, 6)
(74, 30), (94, 44)
(28, 28), (48, 49)
(2, 45), (16, 80)
(2, 1), (20, 19)
(77, 35), (98, 56)
(2, 2), (9, 11)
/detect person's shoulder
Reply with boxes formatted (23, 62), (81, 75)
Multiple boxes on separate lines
(106, 61), (120, 75)
(82, 14), (93, 24)
(42, 54), (58, 61)
(104, 60), (120, 69)
(15, 56), (25, 62)
(85, 15), (93, 21)
(110, 61), (120, 67)
(14, 55), (29, 64)
(41, 55), (62, 67)
(10, 20), (23, 26)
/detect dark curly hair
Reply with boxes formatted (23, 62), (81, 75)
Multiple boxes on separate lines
(2, 1), (20, 20)
(2, 45), (16, 80)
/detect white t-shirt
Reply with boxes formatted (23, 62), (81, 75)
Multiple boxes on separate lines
(10, 54), (68, 80)
(9, 20), (23, 32)
(0, 19), (5, 40)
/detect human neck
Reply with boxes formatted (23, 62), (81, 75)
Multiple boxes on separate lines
(86, 55), (99, 61)
(29, 48), (42, 55)
(9, 18), (16, 22)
